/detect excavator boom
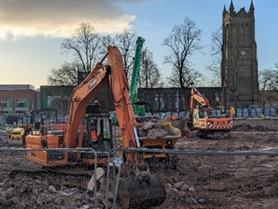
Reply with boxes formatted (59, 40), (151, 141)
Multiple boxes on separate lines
(24, 46), (166, 208)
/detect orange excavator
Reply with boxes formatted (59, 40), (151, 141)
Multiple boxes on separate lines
(188, 87), (233, 139)
(23, 46), (166, 208)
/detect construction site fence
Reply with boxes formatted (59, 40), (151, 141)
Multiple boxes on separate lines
(1, 106), (278, 127)
(160, 107), (278, 120)
(1, 146), (278, 208)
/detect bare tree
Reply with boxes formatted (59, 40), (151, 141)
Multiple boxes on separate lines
(114, 29), (137, 81)
(206, 27), (222, 86)
(166, 64), (204, 87)
(48, 24), (138, 86)
(61, 22), (102, 76)
(259, 69), (278, 90)
(162, 17), (204, 88)
(47, 62), (79, 86)
(259, 68), (278, 106)
(139, 48), (164, 88)
(101, 34), (115, 54)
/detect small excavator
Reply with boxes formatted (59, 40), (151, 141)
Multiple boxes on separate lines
(188, 87), (233, 139)
(22, 46), (166, 208)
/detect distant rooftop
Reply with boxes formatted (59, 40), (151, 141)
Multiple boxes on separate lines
(0, 84), (35, 90)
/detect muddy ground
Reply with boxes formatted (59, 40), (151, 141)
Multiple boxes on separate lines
(0, 128), (278, 209)
(158, 130), (278, 209)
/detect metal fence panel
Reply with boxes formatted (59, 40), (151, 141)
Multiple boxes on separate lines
(1, 142), (278, 208)
(108, 147), (278, 209)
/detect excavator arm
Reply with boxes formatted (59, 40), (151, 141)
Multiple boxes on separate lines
(64, 61), (108, 149)
(23, 46), (166, 208)
(190, 87), (212, 117)
(25, 46), (165, 208)
(41, 46), (165, 208)
(63, 46), (140, 163)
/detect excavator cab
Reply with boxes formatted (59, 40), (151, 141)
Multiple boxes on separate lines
(82, 105), (114, 158)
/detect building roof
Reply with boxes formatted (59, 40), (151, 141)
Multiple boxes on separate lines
(0, 85), (35, 90)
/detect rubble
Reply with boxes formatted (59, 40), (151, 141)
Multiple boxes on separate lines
(0, 167), (189, 209)
(0, 175), (112, 209)
(1, 126), (278, 208)
(136, 120), (181, 138)
(113, 119), (182, 140)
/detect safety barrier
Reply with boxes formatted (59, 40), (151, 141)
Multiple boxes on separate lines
(155, 107), (278, 120)
(210, 107), (277, 118)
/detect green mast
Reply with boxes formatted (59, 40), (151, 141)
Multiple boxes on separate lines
(110, 37), (145, 124)
(130, 36), (145, 106)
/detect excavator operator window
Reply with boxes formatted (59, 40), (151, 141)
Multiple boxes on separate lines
(86, 115), (113, 153)
(199, 110), (208, 118)
(90, 122), (98, 142)
(98, 118), (113, 152)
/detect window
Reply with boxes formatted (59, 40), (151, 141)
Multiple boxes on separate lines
(240, 25), (244, 46)
(154, 94), (159, 111)
(0, 99), (8, 108)
(160, 93), (165, 110)
(245, 24), (249, 45)
(15, 99), (25, 107)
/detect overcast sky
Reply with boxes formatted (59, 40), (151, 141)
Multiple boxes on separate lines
(0, 0), (277, 89)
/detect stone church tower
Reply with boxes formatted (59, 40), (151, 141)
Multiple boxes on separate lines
(221, 1), (260, 108)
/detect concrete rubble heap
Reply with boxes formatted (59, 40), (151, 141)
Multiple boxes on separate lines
(136, 119), (181, 138)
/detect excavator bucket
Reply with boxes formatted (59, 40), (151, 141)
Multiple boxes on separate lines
(118, 174), (166, 208)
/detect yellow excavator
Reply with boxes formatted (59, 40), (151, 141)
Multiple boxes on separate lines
(21, 46), (166, 208)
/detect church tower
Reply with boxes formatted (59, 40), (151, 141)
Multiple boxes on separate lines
(221, 1), (260, 108)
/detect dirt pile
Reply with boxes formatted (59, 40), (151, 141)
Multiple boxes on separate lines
(137, 121), (181, 138)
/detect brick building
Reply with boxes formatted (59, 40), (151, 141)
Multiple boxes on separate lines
(0, 85), (37, 125)
(0, 84), (229, 123)
(138, 87), (222, 113)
